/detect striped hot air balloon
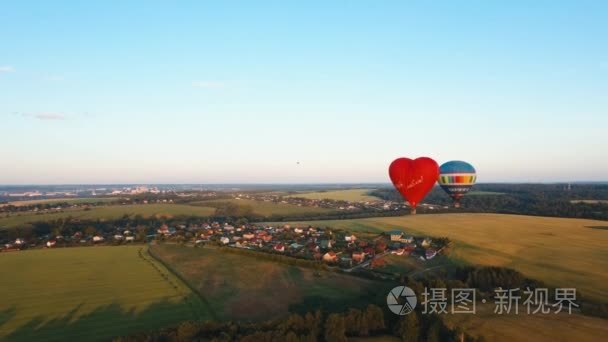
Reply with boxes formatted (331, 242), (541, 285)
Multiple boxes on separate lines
(438, 161), (477, 207)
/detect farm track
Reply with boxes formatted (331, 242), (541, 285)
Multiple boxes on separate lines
(145, 245), (219, 321)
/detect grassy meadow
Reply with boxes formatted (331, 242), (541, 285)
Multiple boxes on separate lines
(278, 213), (608, 302)
(444, 304), (608, 342)
(0, 204), (217, 229)
(190, 198), (334, 217)
(0, 245), (210, 341)
(0, 197), (119, 207)
(286, 189), (380, 202)
(150, 244), (393, 321)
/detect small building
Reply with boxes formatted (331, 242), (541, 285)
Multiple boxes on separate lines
(388, 230), (403, 241)
(46, 240), (56, 248)
(344, 234), (357, 242)
(93, 235), (105, 243)
(125, 236), (135, 242)
(352, 251), (366, 264)
(392, 248), (405, 256)
(323, 251), (338, 263)
(400, 236), (414, 244)
(421, 238), (432, 248)
(242, 233), (255, 240)
(273, 244), (286, 252)
(220, 237), (230, 245)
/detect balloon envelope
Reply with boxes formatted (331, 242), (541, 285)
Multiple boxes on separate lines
(389, 157), (439, 212)
(438, 160), (477, 206)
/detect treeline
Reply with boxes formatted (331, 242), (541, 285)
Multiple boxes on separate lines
(370, 183), (608, 220)
(404, 265), (608, 319)
(114, 305), (482, 342)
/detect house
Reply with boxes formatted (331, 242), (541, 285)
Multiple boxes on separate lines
(388, 230), (403, 241)
(46, 240), (56, 248)
(344, 234), (357, 242)
(242, 233), (255, 240)
(224, 225), (235, 232)
(273, 244), (286, 252)
(392, 248), (405, 256)
(93, 235), (105, 243)
(262, 235), (273, 243)
(421, 238), (432, 247)
(14, 238), (25, 245)
(352, 251), (366, 263)
(400, 236), (414, 244)
(290, 242), (304, 250)
(125, 236), (135, 242)
(114, 234), (124, 241)
(425, 249), (437, 260)
(220, 237), (230, 245)
(294, 227), (304, 234)
(323, 251), (338, 263)
(157, 224), (171, 235)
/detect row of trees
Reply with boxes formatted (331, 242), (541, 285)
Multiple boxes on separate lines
(114, 304), (482, 342)
(370, 183), (608, 220)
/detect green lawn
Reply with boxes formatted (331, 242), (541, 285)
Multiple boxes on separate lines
(277, 213), (608, 302)
(286, 189), (380, 202)
(0, 204), (216, 229)
(151, 244), (393, 321)
(0, 245), (210, 341)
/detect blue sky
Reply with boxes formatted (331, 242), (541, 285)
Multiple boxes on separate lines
(1, 1), (607, 184)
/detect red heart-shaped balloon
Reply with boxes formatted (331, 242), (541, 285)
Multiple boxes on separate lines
(389, 157), (439, 211)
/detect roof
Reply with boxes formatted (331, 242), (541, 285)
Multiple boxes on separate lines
(388, 230), (403, 236)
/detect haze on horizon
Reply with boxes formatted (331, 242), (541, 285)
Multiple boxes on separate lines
(1, 1), (607, 185)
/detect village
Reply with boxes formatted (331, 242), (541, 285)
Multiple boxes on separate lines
(3, 217), (444, 274)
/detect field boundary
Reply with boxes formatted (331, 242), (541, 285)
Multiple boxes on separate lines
(146, 244), (218, 321)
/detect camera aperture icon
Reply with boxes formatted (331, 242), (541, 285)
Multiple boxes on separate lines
(387, 286), (417, 315)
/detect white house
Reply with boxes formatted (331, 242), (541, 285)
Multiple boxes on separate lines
(220, 237), (230, 244)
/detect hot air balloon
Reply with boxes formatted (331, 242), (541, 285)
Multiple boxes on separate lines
(437, 160), (477, 208)
(389, 157), (439, 214)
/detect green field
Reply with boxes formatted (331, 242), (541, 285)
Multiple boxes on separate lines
(277, 214), (608, 302)
(151, 244), (393, 321)
(286, 189), (380, 202)
(0, 245), (210, 341)
(191, 198), (334, 216)
(0, 197), (119, 207)
(0, 204), (216, 229)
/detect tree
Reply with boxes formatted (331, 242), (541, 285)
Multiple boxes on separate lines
(365, 304), (386, 332)
(324, 313), (346, 342)
(425, 321), (442, 342)
(344, 308), (362, 336)
(394, 312), (419, 342)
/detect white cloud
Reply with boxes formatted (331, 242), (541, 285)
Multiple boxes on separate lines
(192, 80), (226, 89)
(0, 65), (15, 73)
(33, 113), (66, 120)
